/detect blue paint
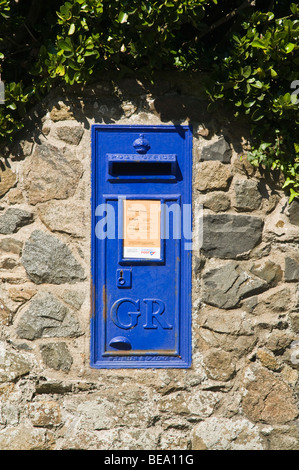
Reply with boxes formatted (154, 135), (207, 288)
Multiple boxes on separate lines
(116, 268), (132, 288)
(91, 125), (192, 368)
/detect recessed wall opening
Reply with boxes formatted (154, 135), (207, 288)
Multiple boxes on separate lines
(110, 161), (172, 176)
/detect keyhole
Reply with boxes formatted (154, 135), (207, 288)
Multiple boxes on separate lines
(119, 270), (125, 285)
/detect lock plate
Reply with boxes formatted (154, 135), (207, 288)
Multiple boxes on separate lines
(117, 269), (132, 288)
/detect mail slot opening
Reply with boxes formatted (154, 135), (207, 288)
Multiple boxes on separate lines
(110, 161), (172, 176)
(107, 154), (177, 181)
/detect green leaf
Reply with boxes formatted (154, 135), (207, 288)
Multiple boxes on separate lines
(57, 4), (72, 21)
(55, 64), (65, 76)
(251, 39), (266, 49)
(251, 107), (264, 121)
(68, 23), (76, 35)
(243, 97), (256, 108)
(257, 93), (265, 101)
(282, 178), (295, 188)
(251, 80), (263, 88)
(58, 38), (73, 51)
(285, 43), (296, 53)
(260, 142), (271, 151)
(289, 188), (299, 204)
(6, 102), (17, 110)
(242, 65), (251, 78)
(118, 12), (128, 24)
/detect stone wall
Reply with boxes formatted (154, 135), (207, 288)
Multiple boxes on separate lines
(0, 73), (298, 450)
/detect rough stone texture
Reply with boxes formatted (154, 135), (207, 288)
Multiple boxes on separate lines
(281, 365), (298, 387)
(0, 400), (20, 426)
(21, 230), (85, 284)
(40, 342), (73, 372)
(256, 349), (281, 371)
(242, 365), (298, 424)
(59, 289), (85, 310)
(248, 287), (292, 328)
(203, 192), (231, 212)
(0, 299), (11, 325)
(201, 214), (263, 259)
(266, 331), (293, 355)
(200, 136), (232, 163)
(198, 324), (256, 359)
(0, 425), (48, 450)
(0, 238), (23, 255)
(264, 426), (299, 451)
(29, 401), (62, 428)
(0, 74), (298, 450)
(37, 200), (86, 237)
(264, 198), (299, 243)
(8, 285), (37, 303)
(77, 385), (160, 430)
(23, 143), (83, 205)
(0, 257), (19, 269)
(17, 291), (82, 340)
(285, 255), (299, 282)
(0, 164), (17, 197)
(288, 199), (299, 226)
(202, 349), (235, 381)
(250, 260), (282, 286)
(233, 179), (262, 211)
(195, 161), (232, 191)
(294, 286), (299, 310)
(50, 102), (75, 121)
(6, 188), (24, 205)
(35, 380), (72, 395)
(0, 208), (33, 234)
(232, 153), (257, 177)
(200, 308), (253, 336)
(9, 139), (33, 160)
(55, 123), (84, 145)
(201, 261), (268, 309)
(159, 390), (219, 419)
(0, 341), (31, 383)
(192, 417), (263, 450)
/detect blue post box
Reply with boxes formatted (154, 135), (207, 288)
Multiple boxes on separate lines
(91, 125), (192, 368)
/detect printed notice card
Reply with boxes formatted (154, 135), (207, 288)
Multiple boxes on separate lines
(123, 199), (161, 259)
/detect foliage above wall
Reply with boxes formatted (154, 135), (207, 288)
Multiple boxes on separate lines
(0, 0), (298, 200)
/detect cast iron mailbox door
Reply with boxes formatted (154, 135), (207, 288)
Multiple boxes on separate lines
(91, 125), (192, 368)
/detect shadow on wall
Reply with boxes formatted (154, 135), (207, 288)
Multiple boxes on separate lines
(1, 71), (285, 197)
(0, 72), (239, 151)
